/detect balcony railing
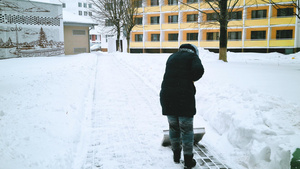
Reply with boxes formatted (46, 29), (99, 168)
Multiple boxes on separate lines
(244, 18), (268, 26)
(130, 42), (143, 48)
(244, 40), (268, 47)
(269, 39), (294, 47)
(270, 17), (296, 25)
(180, 22), (199, 29)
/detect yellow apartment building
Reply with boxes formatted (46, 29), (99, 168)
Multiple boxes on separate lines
(130, 0), (300, 54)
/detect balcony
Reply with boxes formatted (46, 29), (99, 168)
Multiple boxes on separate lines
(130, 42), (144, 48)
(245, 0), (268, 5)
(244, 19), (268, 26)
(162, 23), (179, 29)
(144, 24), (161, 30)
(137, 7), (143, 13)
(145, 41), (161, 47)
(200, 41), (219, 48)
(161, 5), (178, 12)
(144, 6), (160, 13)
(132, 25), (144, 31)
(269, 39), (294, 47)
(270, 17), (296, 25)
(228, 20), (243, 27)
(200, 21), (219, 28)
(179, 3), (198, 11)
(244, 40), (268, 47)
(228, 40), (243, 47)
(180, 41), (198, 46)
(162, 41), (179, 47)
(180, 22), (198, 29)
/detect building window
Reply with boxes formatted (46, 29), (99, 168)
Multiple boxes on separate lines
(228, 31), (242, 40)
(168, 15), (178, 23)
(276, 30), (293, 39)
(136, 0), (143, 7)
(229, 11), (242, 20)
(187, 33), (198, 41)
(151, 34), (160, 41)
(135, 34), (143, 42)
(79, 11), (82, 15)
(168, 0), (178, 5)
(187, 14), (198, 22)
(91, 35), (97, 41)
(187, 0), (198, 4)
(135, 17), (143, 25)
(105, 19), (114, 26)
(207, 32), (219, 40)
(277, 8), (294, 17)
(84, 3), (87, 8)
(251, 10), (267, 19)
(89, 12), (92, 16)
(251, 31), (266, 40)
(89, 4), (92, 8)
(62, 3), (66, 8)
(206, 13), (219, 21)
(151, 16), (160, 24)
(84, 11), (87, 16)
(73, 30), (86, 35)
(78, 2), (82, 7)
(168, 33), (178, 41)
(151, 0), (159, 6)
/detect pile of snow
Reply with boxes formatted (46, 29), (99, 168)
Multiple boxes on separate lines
(115, 50), (300, 169)
(0, 50), (299, 169)
(0, 54), (98, 168)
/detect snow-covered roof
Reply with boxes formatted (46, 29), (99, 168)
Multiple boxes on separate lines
(63, 11), (97, 27)
(29, 0), (62, 5)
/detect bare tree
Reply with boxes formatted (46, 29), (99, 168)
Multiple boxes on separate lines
(180, 0), (240, 62)
(90, 0), (125, 51)
(262, 0), (300, 19)
(122, 0), (142, 53)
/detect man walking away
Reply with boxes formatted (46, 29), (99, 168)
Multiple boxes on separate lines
(160, 44), (204, 169)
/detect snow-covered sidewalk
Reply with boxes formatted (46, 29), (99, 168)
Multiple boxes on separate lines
(81, 52), (177, 168)
(0, 51), (299, 169)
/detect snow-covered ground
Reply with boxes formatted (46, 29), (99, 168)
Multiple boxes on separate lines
(0, 50), (299, 169)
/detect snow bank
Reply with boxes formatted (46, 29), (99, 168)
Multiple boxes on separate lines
(0, 54), (97, 169)
(0, 50), (299, 169)
(115, 50), (300, 169)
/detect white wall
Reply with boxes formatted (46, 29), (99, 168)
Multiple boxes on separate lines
(0, 1), (64, 58)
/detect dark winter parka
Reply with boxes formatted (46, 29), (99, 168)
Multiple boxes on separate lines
(160, 44), (204, 117)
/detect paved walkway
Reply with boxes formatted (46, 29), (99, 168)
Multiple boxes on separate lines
(80, 53), (231, 169)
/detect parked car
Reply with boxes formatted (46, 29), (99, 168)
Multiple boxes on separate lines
(90, 44), (101, 51)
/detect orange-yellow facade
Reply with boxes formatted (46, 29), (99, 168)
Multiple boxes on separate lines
(130, 0), (299, 53)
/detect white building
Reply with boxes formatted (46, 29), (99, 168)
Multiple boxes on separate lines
(35, 0), (120, 52)
(0, 0), (64, 58)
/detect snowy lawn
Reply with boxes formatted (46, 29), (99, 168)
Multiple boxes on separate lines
(0, 50), (299, 169)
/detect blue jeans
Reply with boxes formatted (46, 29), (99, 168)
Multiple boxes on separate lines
(167, 115), (194, 155)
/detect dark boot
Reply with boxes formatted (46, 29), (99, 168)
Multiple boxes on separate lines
(173, 149), (181, 163)
(184, 154), (196, 169)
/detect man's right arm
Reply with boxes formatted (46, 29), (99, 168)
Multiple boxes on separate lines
(191, 56), (204, 81)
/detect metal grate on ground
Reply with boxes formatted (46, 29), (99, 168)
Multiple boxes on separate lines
(193, 143), (231, 169)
